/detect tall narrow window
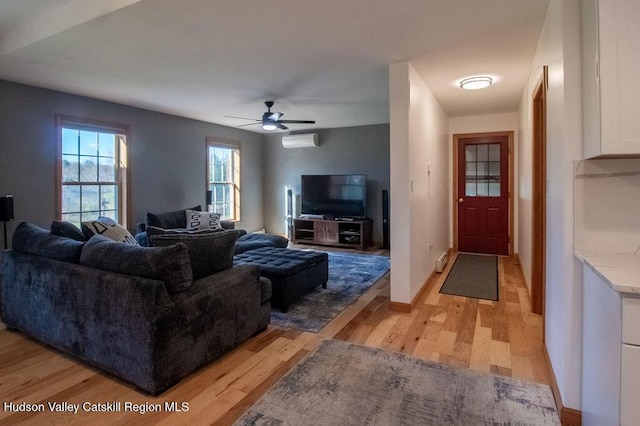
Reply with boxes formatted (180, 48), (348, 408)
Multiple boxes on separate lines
(206, 139), (240, 221)
(56, 116), (129, 227)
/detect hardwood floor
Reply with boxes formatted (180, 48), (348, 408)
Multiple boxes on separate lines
(0, 248), (549, 425)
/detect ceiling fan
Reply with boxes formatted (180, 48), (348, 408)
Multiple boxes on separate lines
(226, 101), (316, 131)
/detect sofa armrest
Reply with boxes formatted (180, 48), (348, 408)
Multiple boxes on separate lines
(1, 251), (173, 393)
(152, 264), (268, 385)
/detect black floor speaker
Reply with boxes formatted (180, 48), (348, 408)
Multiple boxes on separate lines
(286, 189), (293, 239)
(382, 190), (389, 249)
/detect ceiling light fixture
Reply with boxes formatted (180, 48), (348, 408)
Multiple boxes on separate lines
(262, 120), (277, 131)
(460, 76), (493, 90)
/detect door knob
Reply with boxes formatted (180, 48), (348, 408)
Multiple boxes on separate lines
(458, 198), (464, 203)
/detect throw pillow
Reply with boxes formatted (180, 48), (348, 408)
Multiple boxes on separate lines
(12, 221), (85, 263)
(150, 229), (238, 279)
(146, 205), (201, 229)
(81, 218), (139, 245)
(51, 220), (87, 242)
(185, 210), (222, 231)
(80, 234), (193, 294)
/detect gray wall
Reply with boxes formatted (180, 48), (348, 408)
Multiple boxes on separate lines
(262, 124), (390, 245)
(0, 80), (264, 245)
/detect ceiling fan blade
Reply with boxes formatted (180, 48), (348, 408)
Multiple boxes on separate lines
(276, 123), (289, 130)
(278, 120), (316, 124)
(236, 122), (261, 128)
(269, 112), (283, 121)
(225, 115), (260, 121)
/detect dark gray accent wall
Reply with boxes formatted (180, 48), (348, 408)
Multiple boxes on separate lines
(262, 124), (390, 245)
(0, 80), (264, 245)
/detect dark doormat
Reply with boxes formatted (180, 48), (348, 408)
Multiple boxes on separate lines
(439, 253), (498, 301)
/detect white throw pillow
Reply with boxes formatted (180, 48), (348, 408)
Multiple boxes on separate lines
(185, 209), (222, 231)
(81, 219), (139, 245)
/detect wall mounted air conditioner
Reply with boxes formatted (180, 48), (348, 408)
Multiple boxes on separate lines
(435, 251), (448, 273)
(282, 133), (319, 149)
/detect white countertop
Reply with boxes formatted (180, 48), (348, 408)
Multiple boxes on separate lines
(576, 251), (640, 295)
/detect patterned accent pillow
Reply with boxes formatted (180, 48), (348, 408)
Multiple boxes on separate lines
(185, 210), (222, 231)
(81, 218), (139, 245)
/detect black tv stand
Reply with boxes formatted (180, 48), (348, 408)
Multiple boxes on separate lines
(292, 218), (372, 250)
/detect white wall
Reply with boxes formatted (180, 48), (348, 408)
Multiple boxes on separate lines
(449, 113), (520, 253)
(389, 62), (449, 304)
(575, 159), (640, 254)
(518, 0), (583, 409)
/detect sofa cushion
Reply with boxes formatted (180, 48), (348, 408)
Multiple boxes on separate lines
(185, 210), (222, 231)
(81, 217), (138, 245)
(12, 221), (85, 263)
(235, 232), (289, 254)
(80, 234), (193, 294)
(146, 205), (201, 229)
(51, 220), (87, 242)
(150, 229), (238, 280)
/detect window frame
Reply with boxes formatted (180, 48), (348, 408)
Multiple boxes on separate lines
(206, 138), (241, 221)
(55, 115), (131, 228)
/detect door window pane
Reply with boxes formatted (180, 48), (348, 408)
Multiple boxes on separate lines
(465, 163), (477, 177)
(464, 142), (502, 197)
(489, 161), (500, 177)
(465, 145), (476, 162)
(465, 182), (477, 196)
(489, 144), (500, 161)
(477, 144), (489, 161)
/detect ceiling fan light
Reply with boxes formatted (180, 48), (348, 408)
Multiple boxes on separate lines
(460, 76), (493, 90)
(262, 121), (277, 131)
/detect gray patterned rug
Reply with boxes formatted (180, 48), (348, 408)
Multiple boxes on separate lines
(271, 252), (390, 333)
(236, 340), (560, 426)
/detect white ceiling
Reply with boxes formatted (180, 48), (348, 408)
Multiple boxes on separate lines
(0, 0), (550, 133)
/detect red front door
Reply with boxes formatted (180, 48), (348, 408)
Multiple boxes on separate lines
(457, 136), (509, 256)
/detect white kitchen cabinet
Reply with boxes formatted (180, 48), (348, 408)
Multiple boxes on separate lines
(582, 263), (640, 426)
(581, 0), (640, 158)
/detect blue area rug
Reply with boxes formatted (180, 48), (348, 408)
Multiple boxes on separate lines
(271, 252), (390, 333)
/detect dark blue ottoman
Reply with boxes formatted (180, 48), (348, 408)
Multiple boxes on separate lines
(234, 247), (328, 312)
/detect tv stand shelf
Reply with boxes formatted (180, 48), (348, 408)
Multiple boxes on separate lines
(293, 218), (372, 250)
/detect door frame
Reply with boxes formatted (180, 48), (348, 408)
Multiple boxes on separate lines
(452, 131), (514, 256)
(531, 67), (548, 317)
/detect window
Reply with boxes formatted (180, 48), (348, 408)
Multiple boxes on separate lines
(56, 116), (129, 227)
(206, 139), (240, 221)
(464, 143), (501, 197)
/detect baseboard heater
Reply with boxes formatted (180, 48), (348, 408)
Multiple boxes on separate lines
(435, 251), (448, 273)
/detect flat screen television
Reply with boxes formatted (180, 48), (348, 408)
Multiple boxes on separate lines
(301, 174), (367, 218)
